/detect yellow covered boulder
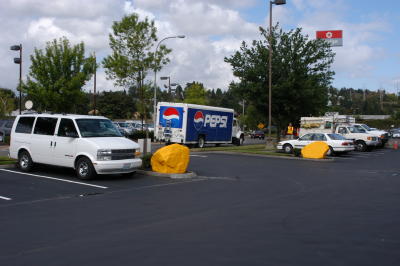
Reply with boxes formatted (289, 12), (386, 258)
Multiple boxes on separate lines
(301, 141), (329, 159)
(151, 144), (190, 174)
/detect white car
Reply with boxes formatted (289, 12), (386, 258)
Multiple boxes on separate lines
(10, 114), (142, 180)
(277, 133), (354, 156)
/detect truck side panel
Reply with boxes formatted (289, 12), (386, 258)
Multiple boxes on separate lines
(186, 108), (233, 142)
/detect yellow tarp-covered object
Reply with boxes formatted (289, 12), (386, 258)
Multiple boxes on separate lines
(151, 144), (190, 174)
(301, 141), (329, 159)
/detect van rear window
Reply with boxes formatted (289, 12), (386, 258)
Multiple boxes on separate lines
(15, 117), (35, 134)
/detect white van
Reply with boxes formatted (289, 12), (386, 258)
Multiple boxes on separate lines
(9, 114), (142, 180)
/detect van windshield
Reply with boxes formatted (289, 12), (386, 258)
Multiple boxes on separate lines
(75, 119), (122, 138)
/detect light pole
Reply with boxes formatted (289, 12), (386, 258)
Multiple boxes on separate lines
(10, 44), (22, 114)
(268, 0), (286, 145)
(93, 52), (97, 115)
(153, 35), (185, 133)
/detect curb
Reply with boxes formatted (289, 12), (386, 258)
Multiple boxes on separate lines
(200, 151), (335, 162)
(136, 169), (197, 179)
(0, 163), (16, 169)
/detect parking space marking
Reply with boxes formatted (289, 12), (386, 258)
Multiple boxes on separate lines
(335, 157), (356, 160)
(0, 195), (12, 201)
(190, 155), (208, 158)
(0, 169), (108, 189)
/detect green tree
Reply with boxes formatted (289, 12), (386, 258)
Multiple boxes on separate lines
(184, 82), (207, 105)
(102, 13), (171, 121)
(0, 88), (16, 117)
(97, 90), (135, 119)
(23, 37), (95, 113)
(225, 25), (335, 138)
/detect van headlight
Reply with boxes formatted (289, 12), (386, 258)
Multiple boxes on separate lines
(97, 149), (112, 161)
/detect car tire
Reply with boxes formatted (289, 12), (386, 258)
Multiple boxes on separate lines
(18, 150), (33, 172)
(326, 146), (334, 156)
(76, 157), (96, 180)
(355, 140), (367, 152)
(198, 136), (205, 148)
(283, 144), (293, 154)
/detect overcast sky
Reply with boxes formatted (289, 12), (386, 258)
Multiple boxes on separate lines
(1, 0), (399, 94)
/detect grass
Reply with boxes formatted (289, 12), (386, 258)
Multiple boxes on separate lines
(191, 144), (293, 157)
(0, 156), (16, 165)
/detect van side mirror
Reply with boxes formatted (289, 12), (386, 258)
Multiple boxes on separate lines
(66, 131), (78, 138)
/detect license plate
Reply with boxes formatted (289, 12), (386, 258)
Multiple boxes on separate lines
(123, 163), (131, 169)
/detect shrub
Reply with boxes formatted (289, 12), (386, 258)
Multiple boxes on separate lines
(4, 136), (10, 145)
(128, 131), (154, 141)
(141, 153), (153, 170)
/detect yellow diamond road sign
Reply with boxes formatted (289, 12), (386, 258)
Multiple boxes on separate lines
(257, 123), (265, 129)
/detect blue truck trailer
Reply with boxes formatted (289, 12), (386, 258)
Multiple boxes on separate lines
(156, 102), (244, 148)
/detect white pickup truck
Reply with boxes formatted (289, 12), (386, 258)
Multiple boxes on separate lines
(352, 123), (389, 147)
(335, 124), (379, 151)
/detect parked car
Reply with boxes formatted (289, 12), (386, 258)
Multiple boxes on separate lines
(277, 133), (354, 156)
(250, 130), (265, 139)
(116, 122), (135, 135)
(0, 119), (15, 136)
(10, 114), (142, 180)
(389, 128), (400, 138)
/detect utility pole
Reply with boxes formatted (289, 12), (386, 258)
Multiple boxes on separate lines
(93, 53), (97, 115)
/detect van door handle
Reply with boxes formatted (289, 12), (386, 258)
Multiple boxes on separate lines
(54, 142), (56, 147)
(50, 141), (53, 147)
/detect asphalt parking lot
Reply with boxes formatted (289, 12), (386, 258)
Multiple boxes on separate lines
(1, 146), (400, 265)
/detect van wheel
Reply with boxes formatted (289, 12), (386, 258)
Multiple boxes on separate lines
(18, 151), (33, 172)
(198, 136), (205, 148)
(76, 157), (96, 180)
(355, 140), (367, 152)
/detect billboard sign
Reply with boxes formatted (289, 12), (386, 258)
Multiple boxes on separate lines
(316, 30), (343, 47)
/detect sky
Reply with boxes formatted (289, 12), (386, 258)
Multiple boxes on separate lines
(1, 0), (400, 95)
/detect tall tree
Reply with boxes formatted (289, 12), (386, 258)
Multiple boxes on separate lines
(102, 13), (171, 118)
(23, 37), (95, 113)
(225, 25), (335, 136)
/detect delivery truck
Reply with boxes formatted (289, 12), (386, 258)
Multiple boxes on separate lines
(156, 102), (244, 148)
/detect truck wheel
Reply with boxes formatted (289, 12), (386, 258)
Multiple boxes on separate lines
(355, 140), (367, 152)
(198, 136), (205, 148)
(236, 136), (244, 146)
(76, 157), (96, 180)
(283, 144), (293, 154)
(18, 150), (33, 172)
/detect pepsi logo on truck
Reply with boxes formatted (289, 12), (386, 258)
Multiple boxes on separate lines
(193, 111), (228, 131)
(159, 106), (183, 129)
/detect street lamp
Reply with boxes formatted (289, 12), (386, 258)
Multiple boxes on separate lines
(267, 0), (286, 145)
(153, 35), (185, 133)
(160, 76), (171, 94)
(10, 44), (22, 114)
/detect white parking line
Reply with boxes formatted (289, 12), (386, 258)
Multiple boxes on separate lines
(335, 157), (356, 160)
(190, 155), (208, 158)
(0, 195), (12, 201)
(0, 169), (108, 189)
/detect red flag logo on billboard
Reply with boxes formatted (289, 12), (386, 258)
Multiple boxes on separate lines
(316, 30), (343, 47)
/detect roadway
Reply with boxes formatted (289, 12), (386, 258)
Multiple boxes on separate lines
(1, 146), (400, 265)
